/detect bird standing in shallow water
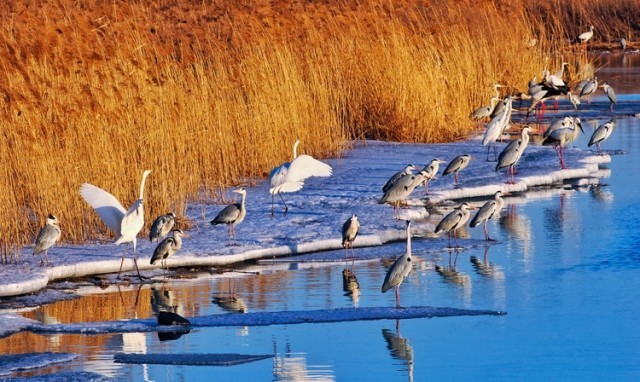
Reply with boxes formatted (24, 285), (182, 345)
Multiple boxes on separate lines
(80, 170), (151, 280)
(435, 202), (472, 248)
(542, 120), (584, 169)
(342, 214), (360, 259)
(600, 82), (616, 111)
(588, 120), (616, 155)
(211, 188), (247, 245)
(34, 214), (61, 267)
(150, 229), (187, 278)
(469, 191), (505, 241)
(149, 212), (176, 243)
(443, 154), (471, 188)
(381, 220), (413, 309)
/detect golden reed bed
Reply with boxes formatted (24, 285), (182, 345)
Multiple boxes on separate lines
(0, 0), (636, 254)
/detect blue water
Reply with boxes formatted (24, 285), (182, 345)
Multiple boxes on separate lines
(4, 57), (640, 381)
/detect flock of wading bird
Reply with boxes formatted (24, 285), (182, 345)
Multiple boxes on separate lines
(30, 26), (621, 307)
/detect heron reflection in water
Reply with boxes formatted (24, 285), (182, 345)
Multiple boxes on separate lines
(382, 324), (414, 382)
(470, 246), (505, 280)
(342, 268), (361, 307)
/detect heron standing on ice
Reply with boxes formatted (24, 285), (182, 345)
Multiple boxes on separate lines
(342, 214), (360, 259)
(443, 154), (471, 187)
(496, 126), (532, 184)
(435, 202), (472, 247)
(34, 214), (61, 267)
(211, 188), (247, 245)
(149, 212), (176, 243)
(588, 120), (616, 155)
(150, 229), (188, 277)
(469, 191), (505, 241)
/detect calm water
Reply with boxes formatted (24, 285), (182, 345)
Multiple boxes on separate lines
(3, 55), (640, 381)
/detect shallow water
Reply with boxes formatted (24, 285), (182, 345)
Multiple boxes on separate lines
(2, 54), (640, 381)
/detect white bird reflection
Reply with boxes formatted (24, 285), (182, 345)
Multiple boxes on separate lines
(273, 339), (335, 381)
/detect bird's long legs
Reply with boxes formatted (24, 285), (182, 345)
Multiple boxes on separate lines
(117, 244), (145, 280)
(278, 192), (289, 216)
(394, 285), (401, 309)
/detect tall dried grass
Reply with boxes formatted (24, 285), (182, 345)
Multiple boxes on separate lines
(0, 0), (609, 252)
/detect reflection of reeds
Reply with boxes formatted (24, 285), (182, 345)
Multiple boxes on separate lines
(0, 1), (582, 251)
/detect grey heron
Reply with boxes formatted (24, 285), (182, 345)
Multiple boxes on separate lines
(483, 97), (512, 159)
(379, 172), (426, 217)
(210, 188), (247, 245)
(420, 159), (443, 194)
(580, 77), (598, 99)
(600, 82), (616, 110)
(33, 214), (61, 267)
(443, 154), (471, 187)
(150, 229), (188, 277)
(574, 79), (589, 95)
(383, 165), (417, 193)
(471, 97), (500, 123)
(434, 202), (472, 247)
(588, 120), (616, 155)
(342, 214), (360, 258)
(496, 126), (532, 183)
(576, 25), (594, 44)
(542, 119), (584, 169)
(543, 117), (575, 139)
(80, 169), (151, 280)
(269, 140), (332, 217)
(381, 220), (413, 309)
(149, 212), (176, 242)
(469, 191), (505, 241)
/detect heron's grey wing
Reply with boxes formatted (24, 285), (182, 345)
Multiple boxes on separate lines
(212, 204), (240, 225)
(285, 155), (332, 183)
(151, 237), (175, 264)
(588, 125), (607, 146)
(607, 88), (617, 103)
(496, 140), (521, 170)
(79, 183), (126, 234)
(435, 210), (462, 233)
(381, 253), (410, 292)
(34, 225), (60, 254)
(470, 201), (496, 227)
(149, 216), (165, 239)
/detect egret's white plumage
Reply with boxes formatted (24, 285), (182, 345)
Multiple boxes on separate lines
(469, 191), (505, 241)
(149, 212), (176, 242)
(269, 140), (332, 216)
(588, 120), (616, 155)
(211, 188), (247, 245)
(80, 169), (151, 279)
(33, 214), (61, 267)
(577, 25), (594, 44)
(381, 220), (413, 308)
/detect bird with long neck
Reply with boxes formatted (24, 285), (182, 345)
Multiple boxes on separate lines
(381, 220), (413, 309)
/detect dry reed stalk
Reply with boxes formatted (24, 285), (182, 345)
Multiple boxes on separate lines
(0, 0), (610, 252)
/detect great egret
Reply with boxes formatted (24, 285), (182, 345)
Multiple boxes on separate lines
(435, 202), (472, 247)
(269, 140), (332, 217)
(149, 212), (176, 242)
(576, 25), (594, 44)
(588, 120), (616, 155)
(443, 154), (471, 187)
(469, 191), (505, 241)
(210, 188), (247, 245)
(496, 126), (532, 183)
(150, 228), (187, 277)
(342, 214), (360, 259)
(33, 214), (61, 267)
(80, 169), (151, 280)
(381, 220), (413, 308)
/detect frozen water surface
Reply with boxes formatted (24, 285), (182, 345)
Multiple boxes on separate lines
(1, 54), (640, 380)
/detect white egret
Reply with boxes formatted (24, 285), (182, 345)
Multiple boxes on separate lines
(80, 169), (151, 280)
(269, 140), (332, 217)
(576, 25), (594, 44)
(33, 214), (61, 267)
